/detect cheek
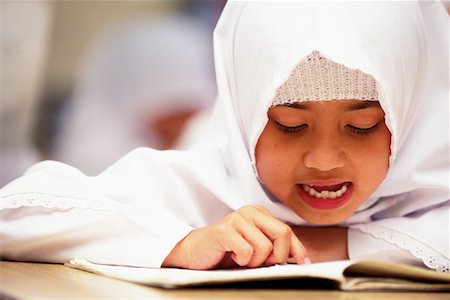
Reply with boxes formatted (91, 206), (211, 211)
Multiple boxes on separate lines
(371, 130), (392, 175)
(255, 140), (280, 185)
(349, 132), (391, 190)
(255, 130), (293, 190)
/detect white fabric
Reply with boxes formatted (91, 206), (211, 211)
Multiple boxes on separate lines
(52, 15), (215, 175)
(0, 1), (448, 271)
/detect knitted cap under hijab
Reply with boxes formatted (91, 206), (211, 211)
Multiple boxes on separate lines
(272, 51), (378, 105)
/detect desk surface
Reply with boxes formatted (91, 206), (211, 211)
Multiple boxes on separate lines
(1, 261), (449, 300)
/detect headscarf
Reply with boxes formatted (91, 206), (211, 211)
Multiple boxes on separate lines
(211, 1), (448, 270)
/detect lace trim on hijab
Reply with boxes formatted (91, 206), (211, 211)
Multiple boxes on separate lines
(352, 224), (450, 273)
(272, 50), (378, 105)
(0, 192), (116, 211)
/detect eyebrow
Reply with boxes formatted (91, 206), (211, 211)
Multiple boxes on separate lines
(347, 101), (381, 111)
(280, 101), (380, 110)
(283, 103), (308, 109)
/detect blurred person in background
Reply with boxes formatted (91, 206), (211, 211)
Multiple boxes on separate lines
(0, 2), (53, 187)
(52, 15), (216, 175)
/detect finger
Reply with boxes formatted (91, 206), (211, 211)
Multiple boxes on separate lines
(232, 215), (274, 267)
(289, 232), (310, 265)
(245, 206), (293, 265)
(254, 205), (272, 216)
(262, 226), (292, 266)
(215, 252), (240, 269)
(220, 228), (254, 267)
(252, 209), (310, 265)
(243, 208), (292, 264)
(287, 256), (311, 264)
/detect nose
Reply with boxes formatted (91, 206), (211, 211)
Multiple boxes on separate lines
(303, 135), (345, 171)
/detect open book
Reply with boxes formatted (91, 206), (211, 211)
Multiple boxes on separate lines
(66, 258), (450, 291)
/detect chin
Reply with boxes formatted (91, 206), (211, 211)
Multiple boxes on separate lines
(297, 208), (352, 225)
(303, 216), (344, 225)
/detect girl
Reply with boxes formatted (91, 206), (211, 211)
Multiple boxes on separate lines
(1, 2), (448, 272)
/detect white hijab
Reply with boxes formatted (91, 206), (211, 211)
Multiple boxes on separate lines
(212, 0), (448, 210)
(1, 1), (448, 270)
(210, 1), (448, 269)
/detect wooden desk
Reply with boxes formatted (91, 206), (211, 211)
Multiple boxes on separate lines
(0, 261), (448, 299)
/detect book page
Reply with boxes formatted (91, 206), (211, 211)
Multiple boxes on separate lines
(66, 258), (450, 290)
(344, 260), (450, 283)
(66, 258), (351, 288)
(341, 277), (450, 292)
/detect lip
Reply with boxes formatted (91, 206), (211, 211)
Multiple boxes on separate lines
(301, 179), (349, 187)
(296, 182), (353, 210)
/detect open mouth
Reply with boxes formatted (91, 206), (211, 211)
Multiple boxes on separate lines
(296, 182), (353, 210)
(302, 182), (349, 199)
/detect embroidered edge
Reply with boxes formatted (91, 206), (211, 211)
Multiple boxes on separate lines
(352, 224), (449, 273)
(1, 192), (116, 211)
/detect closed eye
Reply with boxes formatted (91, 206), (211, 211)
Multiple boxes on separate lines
(346, 122), (380, 136)
(276, 122), (308, 135)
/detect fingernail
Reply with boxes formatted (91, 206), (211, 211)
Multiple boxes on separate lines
(304, 257), (312, 264)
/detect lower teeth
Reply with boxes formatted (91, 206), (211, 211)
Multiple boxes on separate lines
(304, 184), (348, 199)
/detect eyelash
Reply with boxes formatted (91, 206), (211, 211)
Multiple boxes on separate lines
(276, 123), (308, 135)
(275, 122), (380, 136)
(346, 122), (380, 136)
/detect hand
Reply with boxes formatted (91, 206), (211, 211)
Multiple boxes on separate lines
(290, 226), (348, 263)
(162, 205), (310, 270)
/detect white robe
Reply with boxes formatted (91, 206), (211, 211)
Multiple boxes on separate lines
(1, 1), (449, 272)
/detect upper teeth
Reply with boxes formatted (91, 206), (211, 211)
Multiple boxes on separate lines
(302, 184), (348, 199)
